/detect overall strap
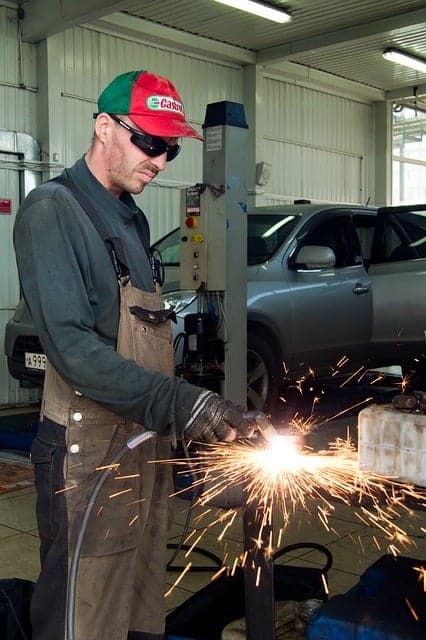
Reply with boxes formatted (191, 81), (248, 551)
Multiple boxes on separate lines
(51, 175), (129, 281)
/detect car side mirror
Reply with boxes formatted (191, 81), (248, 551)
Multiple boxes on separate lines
(292, 245), (336, 269)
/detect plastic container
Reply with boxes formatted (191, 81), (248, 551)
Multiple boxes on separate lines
(358, 404), (426, 486)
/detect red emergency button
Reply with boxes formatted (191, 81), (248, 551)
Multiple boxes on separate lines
(185, 216), (198, 228)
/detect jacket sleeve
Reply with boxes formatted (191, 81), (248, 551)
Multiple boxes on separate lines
(13, 186), (201, 434)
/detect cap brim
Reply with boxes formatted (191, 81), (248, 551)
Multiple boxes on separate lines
(129, 114), (203, 140)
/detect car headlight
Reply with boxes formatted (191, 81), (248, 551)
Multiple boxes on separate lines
(163, 290), (197, 315)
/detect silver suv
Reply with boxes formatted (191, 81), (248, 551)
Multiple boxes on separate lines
(157, 202), (426, 409)
(5, 202), (426, 410)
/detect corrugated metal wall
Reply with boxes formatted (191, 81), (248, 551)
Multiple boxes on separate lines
(0, 5), (37, 133)
(259, 76), (374, 205)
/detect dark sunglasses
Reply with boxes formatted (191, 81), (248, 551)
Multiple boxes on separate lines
(109, 114), (181, 162)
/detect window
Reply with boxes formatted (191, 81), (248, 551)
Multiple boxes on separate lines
(393, 105), (426, 204)
(300, 217), (360, 268)
(247, 213), (300, 265)
(153, 229), (180, 265)
(370, 208), (426, 263)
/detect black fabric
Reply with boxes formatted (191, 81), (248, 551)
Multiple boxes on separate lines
(52, 176), (130, 280)
(129, 305), (176, 325)
(0, 578), (34, 640)
(30, 418), (68, 640)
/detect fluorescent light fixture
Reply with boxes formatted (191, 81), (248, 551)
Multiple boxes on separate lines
(212, 0), (291, 24)
(383, 48), (426, 73)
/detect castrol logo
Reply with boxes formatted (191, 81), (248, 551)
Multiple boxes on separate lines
(147, 95), (184, 114)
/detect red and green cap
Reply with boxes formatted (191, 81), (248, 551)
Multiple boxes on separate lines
(97, 70), (203, 140)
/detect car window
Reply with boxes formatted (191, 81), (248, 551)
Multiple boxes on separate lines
(247, 214), (300, 265)
(371, 208), (426, 263)
(299, 216), (361, 268)
(353, 214), (376, 262)
(153, 229), (180, 265)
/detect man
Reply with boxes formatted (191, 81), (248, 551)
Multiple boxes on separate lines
(14, 70), (261, 640)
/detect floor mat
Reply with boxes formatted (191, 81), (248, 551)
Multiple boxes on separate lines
(0, 452), (34, 495)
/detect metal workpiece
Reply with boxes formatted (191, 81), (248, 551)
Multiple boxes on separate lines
(392, 391), (426, 414)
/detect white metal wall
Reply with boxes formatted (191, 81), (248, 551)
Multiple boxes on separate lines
(0, 5), (37, 133)
(259, 76), (374, 205)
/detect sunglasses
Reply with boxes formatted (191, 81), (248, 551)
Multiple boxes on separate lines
(109, 114), (181, 162)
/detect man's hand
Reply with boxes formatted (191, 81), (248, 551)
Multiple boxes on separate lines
(184, 391), (256, 443)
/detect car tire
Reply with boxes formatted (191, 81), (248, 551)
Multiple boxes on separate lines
(247, 331), (281, 415)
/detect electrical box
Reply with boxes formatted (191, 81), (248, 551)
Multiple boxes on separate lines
(180, 184), (227, 290)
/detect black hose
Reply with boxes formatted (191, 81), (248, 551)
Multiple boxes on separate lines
(273, 542), (333, 574)
(66, 430), (156, 640)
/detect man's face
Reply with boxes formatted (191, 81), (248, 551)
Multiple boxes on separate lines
(105, 115), (179, 195)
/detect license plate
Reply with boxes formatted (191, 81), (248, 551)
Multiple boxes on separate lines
(25, 352), (47, 370)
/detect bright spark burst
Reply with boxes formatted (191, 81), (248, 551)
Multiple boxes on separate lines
(171, 432), (425, 563)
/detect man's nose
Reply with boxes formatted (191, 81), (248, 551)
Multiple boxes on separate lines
(151, 152), (168, 170)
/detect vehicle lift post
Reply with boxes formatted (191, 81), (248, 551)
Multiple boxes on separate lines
(185, 101), (276, 639)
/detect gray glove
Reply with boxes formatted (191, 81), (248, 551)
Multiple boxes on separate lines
(184, 391), (256, 443)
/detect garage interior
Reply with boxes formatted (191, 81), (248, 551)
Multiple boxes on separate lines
(0, 1), (426, 639)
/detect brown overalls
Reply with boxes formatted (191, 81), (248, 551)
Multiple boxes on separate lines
(33, 278), (174, 640)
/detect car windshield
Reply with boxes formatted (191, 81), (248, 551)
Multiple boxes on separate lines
(153, 213), (300, 266)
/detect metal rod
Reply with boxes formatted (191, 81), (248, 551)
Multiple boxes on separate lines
(242, 497), (275, 640)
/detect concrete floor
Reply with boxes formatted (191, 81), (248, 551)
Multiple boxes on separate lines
(0, 387), (425, 632)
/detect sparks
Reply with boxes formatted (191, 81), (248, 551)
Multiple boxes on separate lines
(164, 562), (192, 597)
(413, 565), (426, 592)
(169, 432), (425, 564)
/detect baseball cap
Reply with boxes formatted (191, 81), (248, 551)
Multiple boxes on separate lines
(97, 70), (203, 140)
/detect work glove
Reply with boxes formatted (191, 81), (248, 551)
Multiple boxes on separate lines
(184, 390), (256, 443)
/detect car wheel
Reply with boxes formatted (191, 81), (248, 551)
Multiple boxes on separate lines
(247, 332), (281, 414)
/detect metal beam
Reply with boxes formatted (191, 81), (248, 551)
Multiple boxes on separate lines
(20, 0), (132, 42)
(386, 83), (426, 101)
(257, 7), (426, 64)
(87, 12), (256, 65)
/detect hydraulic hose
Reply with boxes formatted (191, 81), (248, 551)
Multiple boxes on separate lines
(66, 430), (156, 640)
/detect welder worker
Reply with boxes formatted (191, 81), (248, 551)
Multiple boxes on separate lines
(13, 70), (261, 640)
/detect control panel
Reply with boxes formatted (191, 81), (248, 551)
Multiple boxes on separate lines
(179, 184), (226, 290)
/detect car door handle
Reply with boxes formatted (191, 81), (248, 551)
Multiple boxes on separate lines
(353, 283), (370, 295)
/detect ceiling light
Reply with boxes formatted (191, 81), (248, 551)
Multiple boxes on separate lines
(383, 48), (426, 73)
(211, 0), (291, 24)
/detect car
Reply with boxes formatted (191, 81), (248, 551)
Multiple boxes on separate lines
(5, 202), (426, 411)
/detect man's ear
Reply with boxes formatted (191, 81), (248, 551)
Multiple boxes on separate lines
(94, 113), (112, 142)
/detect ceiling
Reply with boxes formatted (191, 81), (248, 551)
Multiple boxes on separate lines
(21, 0), (426, 103)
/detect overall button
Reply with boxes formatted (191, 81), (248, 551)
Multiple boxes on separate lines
(72, 411), (83, 422)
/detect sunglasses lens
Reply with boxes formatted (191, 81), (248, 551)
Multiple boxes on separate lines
(166, 145), (180, 162)
(130, 132), (158, 155)
(130, 132), (180, 162)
